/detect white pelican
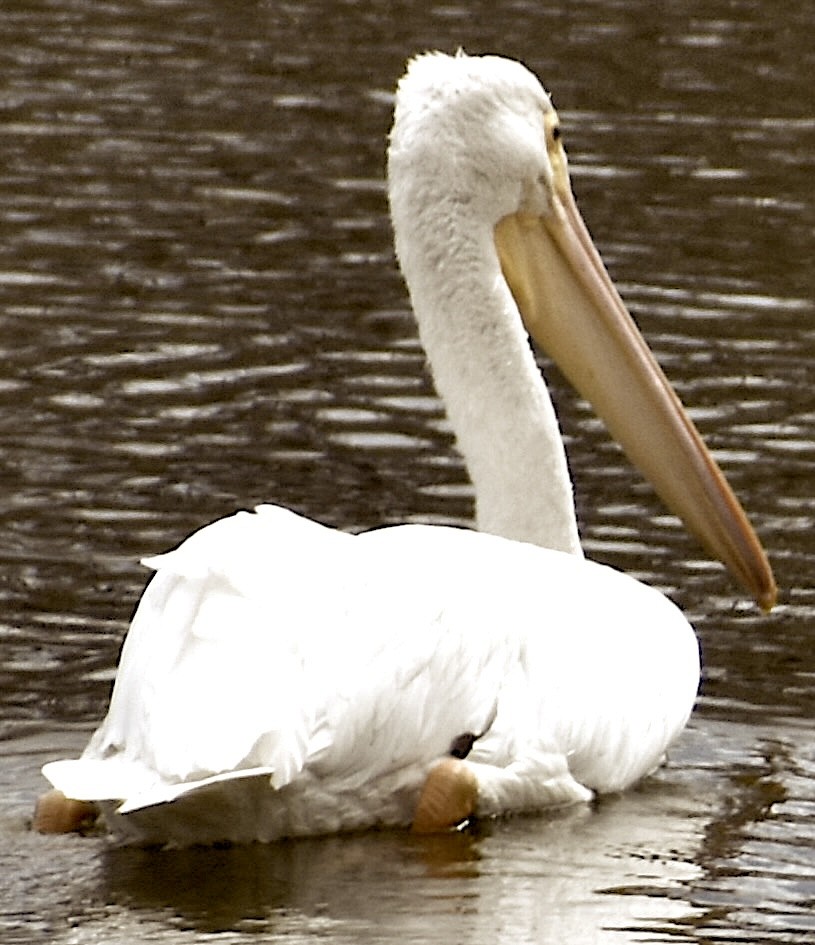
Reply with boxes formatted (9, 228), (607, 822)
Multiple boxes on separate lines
(35, 52), (775, 846)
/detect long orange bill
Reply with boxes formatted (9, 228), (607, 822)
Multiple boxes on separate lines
(494, 177), (776, 611)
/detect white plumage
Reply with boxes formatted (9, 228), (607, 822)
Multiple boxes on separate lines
(45, 506), (699, 845)
(39, 52), (773, 846)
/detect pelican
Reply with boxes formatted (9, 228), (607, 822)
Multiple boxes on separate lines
(35, 52), (775, 846)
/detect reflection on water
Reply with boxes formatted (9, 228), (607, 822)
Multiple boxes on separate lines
(1, 0), (813, 942)
(7, 723), (815, 943)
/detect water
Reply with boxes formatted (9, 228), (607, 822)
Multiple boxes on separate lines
(1, 0), (813, 941)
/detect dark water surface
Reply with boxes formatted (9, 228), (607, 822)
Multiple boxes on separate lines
(1, 1), (813, 942)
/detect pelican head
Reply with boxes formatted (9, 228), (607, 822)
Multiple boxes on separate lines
(389, 52), (775, 610)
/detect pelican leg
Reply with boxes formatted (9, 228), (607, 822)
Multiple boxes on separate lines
(32, 789), (100, 834)
(411, 757), (479, 833)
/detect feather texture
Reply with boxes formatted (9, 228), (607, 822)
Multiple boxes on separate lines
(44, 505), (698, 844)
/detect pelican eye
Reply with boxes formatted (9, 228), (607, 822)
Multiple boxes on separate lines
(543, 110), (563, 153)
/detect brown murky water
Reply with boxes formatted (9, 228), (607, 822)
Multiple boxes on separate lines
(1, 1), (814, 942)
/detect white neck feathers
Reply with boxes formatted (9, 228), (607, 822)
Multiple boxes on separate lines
(388, 123), (582, 555)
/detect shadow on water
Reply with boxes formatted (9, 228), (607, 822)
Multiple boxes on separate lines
(101, 830), (484, 935)
(93, 796), (701, 942)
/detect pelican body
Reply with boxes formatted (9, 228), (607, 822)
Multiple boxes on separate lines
(38, 52), (774, 846)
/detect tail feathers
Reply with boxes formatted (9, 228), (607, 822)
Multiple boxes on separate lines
(117, 766), (276, 814)
(42, 758), (276, 815)
(42, 758), (154, 803)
